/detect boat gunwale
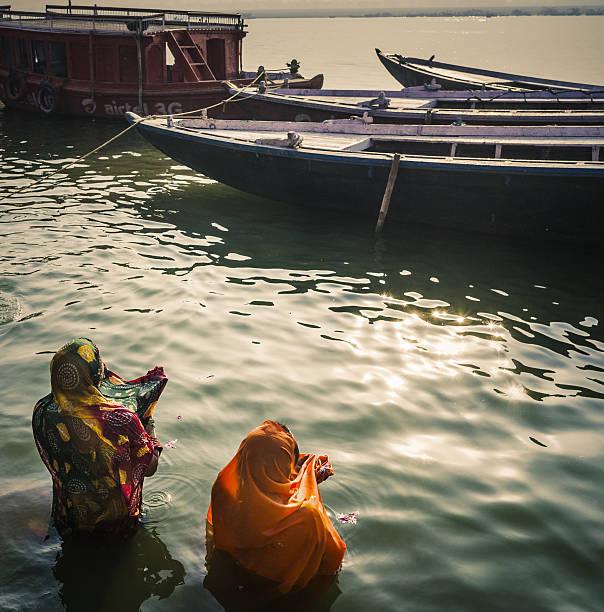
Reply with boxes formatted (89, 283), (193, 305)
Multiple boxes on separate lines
(130, 115), (604, 176)
(175, 118), (604, 137)
(229, 88), (604, 120)
(264, 88), (604, 100)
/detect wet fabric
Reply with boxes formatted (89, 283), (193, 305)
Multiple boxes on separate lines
(32, 338), (166, 536)
(100, 366), (167, 423)
(207, 420), (346, 594)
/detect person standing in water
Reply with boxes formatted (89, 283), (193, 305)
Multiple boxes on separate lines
(32, 338), (166, 536)
(206, 420), (346, 595)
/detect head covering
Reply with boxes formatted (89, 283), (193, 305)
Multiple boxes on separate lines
(50, 337), (166, 422)
(207, 420), (346, 594)
(33, 338), (166, 535)
(50, 337), (116, 415)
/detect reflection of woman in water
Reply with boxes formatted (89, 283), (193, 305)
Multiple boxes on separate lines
(32, 338), (165, 536)
(206, 420), (346, 596)
(54, 527), (185, 612)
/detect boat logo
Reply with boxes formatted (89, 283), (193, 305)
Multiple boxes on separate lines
(109, 101), (183, 116)
(82, 98), (97, 114)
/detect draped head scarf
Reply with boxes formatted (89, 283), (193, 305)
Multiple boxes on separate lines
(207, 420), (346, 594)
(33, 338), (166, 535)
(50, 337), (116, 415)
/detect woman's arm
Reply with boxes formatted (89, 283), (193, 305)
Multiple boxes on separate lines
(144, 418), (161, 476)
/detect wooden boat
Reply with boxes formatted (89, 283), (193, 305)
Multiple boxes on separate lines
(376, 49), (604, 92)
(0, 4), (323, 119)
(222, 84), (604, 125)
(127, 114), (604, 242)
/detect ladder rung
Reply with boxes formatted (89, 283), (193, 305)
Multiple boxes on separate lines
(190, 62), (206, 66)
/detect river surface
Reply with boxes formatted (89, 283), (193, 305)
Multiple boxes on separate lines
(1, 15), (604, 612)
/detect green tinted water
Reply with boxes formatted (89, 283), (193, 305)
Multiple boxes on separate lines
(1, 16), (604, 612)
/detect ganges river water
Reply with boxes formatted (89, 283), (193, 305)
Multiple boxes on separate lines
(1, 15), (604, 612)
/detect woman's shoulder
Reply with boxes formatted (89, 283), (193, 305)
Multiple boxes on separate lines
(34, 393), (56, 413)
(32, 394), (57, 427)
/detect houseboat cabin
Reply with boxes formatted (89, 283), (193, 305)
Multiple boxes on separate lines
(0, 4), (322, 118)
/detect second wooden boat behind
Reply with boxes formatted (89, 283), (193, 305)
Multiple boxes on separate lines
(376, 49), (604, 92)
(222, 84), (604, 125)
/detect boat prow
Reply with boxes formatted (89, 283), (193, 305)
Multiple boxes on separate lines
(126, 112), (143, 125)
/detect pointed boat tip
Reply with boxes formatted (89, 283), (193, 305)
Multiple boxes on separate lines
(375, 48), (382, 54)
(125, 111), (142, 124)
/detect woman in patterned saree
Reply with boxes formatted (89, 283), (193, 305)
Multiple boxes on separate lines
(32, 338), (167, 536)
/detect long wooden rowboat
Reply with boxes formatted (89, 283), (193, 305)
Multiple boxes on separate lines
(376, 49), (604, 92)
(127, 114), (604, 243)
(222, 84), (604, 125)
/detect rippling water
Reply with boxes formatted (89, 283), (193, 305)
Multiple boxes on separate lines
(1, 16), (604, 612)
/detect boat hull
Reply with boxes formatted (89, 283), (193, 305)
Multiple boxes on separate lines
(226, 90), (604, 125)
(376, 49), (604, 92)
(0, 74), (324, 119)
(131, 119), (604, 243)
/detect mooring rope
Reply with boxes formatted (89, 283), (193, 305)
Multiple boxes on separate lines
(1, 73), (266, 203)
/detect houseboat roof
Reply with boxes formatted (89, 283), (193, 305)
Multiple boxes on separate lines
(0, 4), (245, 35)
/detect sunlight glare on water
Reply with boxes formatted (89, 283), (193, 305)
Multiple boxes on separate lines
(1, 15), (604, 612)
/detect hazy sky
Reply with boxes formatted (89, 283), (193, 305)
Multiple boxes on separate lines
(15, 1), (604, 11)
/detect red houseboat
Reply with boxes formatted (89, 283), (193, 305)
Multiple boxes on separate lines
(0, 4), (324, 118)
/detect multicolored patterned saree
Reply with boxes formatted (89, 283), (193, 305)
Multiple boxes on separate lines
(32, 338), (167, 536)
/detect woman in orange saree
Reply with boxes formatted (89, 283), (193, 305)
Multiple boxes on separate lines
(206, 420), (346, 594)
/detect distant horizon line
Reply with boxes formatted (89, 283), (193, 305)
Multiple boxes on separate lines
(242, 6), (604, 19)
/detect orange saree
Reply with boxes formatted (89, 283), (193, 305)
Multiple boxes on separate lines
(206, 420), (346, 594)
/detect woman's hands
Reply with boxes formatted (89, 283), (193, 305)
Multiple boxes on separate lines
(144, 417), (156, 438)
(315, 455), (334, 484)
(144, 417), (160, 477)
(295, 452), (310, 472)
(295, 453), (334, 484)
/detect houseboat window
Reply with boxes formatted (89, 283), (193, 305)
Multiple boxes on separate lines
(16, 39), (29, 69)
(50, 42), (67, 77)
(0, 37), (10, 67)
(31, 40), (47, 74)
(146, 43), (165, 84)
(118, 45), (138, 83)
(166, 45), (177, 82)
(95, 46), (114, 82)
(70, 42), (89, 80)
(207, 39), (226, 80)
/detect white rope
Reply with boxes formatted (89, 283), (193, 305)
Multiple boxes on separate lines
(1, 73), (265, 203)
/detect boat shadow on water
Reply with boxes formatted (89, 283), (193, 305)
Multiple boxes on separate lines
(139, 182), (603, 271)
(137, 186), (604, 349)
